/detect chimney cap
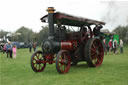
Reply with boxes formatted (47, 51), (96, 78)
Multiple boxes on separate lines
(47, 7), (55, 13)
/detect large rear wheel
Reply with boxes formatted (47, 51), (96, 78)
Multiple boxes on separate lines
(56, 50), (71, 74)
(85, 38), (104, 67)
(31, 50), (46, 72)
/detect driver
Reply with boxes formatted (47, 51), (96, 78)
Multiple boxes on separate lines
(93, 25), (103, 36)
(80, 26), (87, 33)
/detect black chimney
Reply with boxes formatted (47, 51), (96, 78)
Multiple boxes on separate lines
(46, 7), (55, 39)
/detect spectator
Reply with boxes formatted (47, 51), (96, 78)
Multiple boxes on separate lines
(3, 43), (6, 53)
(29, 42), (32, 53)
(120, 39), (123, 53)
(6, 41), (13, 58)
(103, 39), (106, 47)
(12, 45), (17, 58)
(113, 40), (118, 54)
(108, 39), (112, 52)
(33, 42), (37, 52)
(103, 39), (107, 54)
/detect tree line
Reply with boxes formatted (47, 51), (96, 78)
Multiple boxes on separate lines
(0, 26), (48, 45)
(0, 25), (128, 45)
(112, 25), (128, 43)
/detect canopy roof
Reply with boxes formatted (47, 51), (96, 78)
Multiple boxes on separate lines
(41, 12), (105, 27)
(101, 29), (117, 35)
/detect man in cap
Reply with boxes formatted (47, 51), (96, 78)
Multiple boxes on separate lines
(6, 41), (13, 58)
(93, 25), (103, 36)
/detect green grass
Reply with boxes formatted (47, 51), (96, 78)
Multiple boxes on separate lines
(0, 47), (128, 85)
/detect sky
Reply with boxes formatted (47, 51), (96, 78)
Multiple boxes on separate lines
(0, 0), (128, 32)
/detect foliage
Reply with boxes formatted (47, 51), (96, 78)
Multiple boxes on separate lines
(0, 26), (49, 45)
(32, 32), (39, 42)
(37, 26), (49, 44)
(1, 25), (128, 46)
(113, 25), (128, 43)
(16, 26), (34, 43)
(0, 30), (8, 42)
(0, 30), (8, 38)
(0, 46), (128, 85)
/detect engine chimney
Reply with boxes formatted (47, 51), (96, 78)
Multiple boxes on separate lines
(46, 7), (55, 39)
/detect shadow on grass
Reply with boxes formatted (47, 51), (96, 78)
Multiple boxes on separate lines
(31, 63), (89, 75)
(31, 62), (106, 75)
(72, 63), (88, 68)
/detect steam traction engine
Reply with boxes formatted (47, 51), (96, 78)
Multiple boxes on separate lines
(30, 7), (106, 74)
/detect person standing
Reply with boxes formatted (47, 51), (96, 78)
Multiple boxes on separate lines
(120, 39), (123, 53)
(3, 43), (6, 53)
(12, 45), (17, 58)
(6, 41), (13, 58)
(108, 39), (112, 52)
(113, 40), (117, 54)
(103, 39), (107, 54)
(29, 42), (32, 53)
(33, 42), (37, 52)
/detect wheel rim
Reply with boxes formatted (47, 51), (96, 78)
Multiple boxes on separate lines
(90, 39), (104, 66)
(31, 51), (46, 72)
(56, 50), (71, 74)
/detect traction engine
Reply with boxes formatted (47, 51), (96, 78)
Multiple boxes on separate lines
(30, 7), (105, 74)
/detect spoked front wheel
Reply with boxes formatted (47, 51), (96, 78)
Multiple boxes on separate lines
(31, 50), (46, 72)
(56, 50), (71, 74)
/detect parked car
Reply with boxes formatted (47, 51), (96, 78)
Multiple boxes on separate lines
(12, 42), (21, 49)
(0, 43), (5, 52)
(20, 42), (29, 48)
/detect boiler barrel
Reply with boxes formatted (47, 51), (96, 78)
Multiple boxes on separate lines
(42, 40), (77, 53)
(61, 42), (73, 50)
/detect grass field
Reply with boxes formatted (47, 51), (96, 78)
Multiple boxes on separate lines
(0, 46), (128, 85)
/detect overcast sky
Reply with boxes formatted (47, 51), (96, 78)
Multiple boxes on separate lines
(0, 0), (128, 32)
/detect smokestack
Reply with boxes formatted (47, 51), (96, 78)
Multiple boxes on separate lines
(46, 7), (55, 39)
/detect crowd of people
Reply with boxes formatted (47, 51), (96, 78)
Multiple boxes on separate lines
(0, 37), (124, 58)
(103, 39), (124, 54)
(2, 41), (17, 58)
(28, 42), (37, 53)
(1, 41), (37, 59)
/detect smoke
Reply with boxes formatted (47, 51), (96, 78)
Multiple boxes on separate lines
(101, 1), (128, 31)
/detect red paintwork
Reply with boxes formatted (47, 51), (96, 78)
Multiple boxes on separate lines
(61, 40), (78, 50)
(45, 54), (55, 64)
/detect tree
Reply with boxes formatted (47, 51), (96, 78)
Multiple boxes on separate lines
(113, 25), (128, 43)
(37, 26), (49, 44)
(125, 31), (128, 43)
(16, 26), (34, 43)
(0, 30), (9, 42)
(32, 32), (39, 43)
(0, 30), (8, 38)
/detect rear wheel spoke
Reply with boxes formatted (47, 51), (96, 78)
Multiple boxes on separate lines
(92, 43), (96, 50)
